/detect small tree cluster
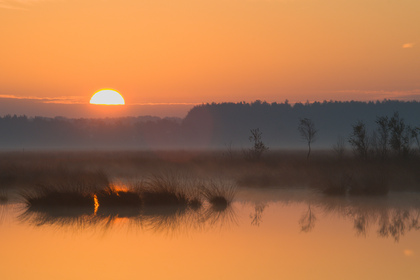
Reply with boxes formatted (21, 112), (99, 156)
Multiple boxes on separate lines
(349, 112), (419, 159)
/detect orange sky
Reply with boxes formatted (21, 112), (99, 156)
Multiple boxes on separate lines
(0, 0), (419, 117)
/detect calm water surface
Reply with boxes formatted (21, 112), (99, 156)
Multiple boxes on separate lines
(1, 189), (419, 280)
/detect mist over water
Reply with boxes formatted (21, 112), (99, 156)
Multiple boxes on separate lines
(1, 100), (420, 150)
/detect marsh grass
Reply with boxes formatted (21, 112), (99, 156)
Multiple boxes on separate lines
(201, 179), (236, 210)
(140, 173), (203, 208)
(15, 153), (418, 238)
(0, 189), (8, 204)
(313, 165), (353, 196)
(7, 149), (420, 210)
(311, 161), (391, 196)
(18, 169), (239, 233)
(21, 186), (94, 209)
(348, 167), (390, 196)
(201, 203), (238, 227)
(96, 186), (142, 207)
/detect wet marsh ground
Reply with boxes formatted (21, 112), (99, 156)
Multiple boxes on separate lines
(1, 149), (420, 197)
(1, 149), (420, 235)
(1, 151), (420, 280)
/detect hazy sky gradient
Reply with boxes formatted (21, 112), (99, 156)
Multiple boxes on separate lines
(1, 0), (419, 117)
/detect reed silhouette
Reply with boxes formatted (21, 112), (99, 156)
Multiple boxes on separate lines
(141, 174), (201, 208)
(201, 179), (236, 210)
(19, 198), (238, 234)
(0, 189), (7, 204)
(1, 149), (420, 206)
(18, 170), (238, 235)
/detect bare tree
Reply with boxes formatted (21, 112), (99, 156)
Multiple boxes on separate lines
(389, 112), (412, 157)
(349, 120), (370, 160)
(298, 118), (318, 159)
(375, 116), (390, 159)
(247, 128), (269, 160)
(411, 126), (420, 154)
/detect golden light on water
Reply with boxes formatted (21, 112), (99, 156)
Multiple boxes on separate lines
(93, 194), (99, 215)
(90, 89), (125, 105)
(111, 184), (128, 193)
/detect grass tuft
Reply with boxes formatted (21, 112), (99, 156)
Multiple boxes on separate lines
(22, 186), (93, 208)
(201, 179), (236, 210)
(140, 174), (202, 208)
(96, 186), (142, 207)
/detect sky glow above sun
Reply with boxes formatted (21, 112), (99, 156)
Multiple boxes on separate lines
(90, 89), (125, 105)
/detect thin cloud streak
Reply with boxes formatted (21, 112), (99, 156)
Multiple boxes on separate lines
(402, 43), (415, 48)
(0, 95), (203, 106)
(331, 89), (420, 101)
(0, 94), (85, 104)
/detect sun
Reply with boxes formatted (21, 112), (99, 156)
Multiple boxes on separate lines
(90, 89), (125, 105)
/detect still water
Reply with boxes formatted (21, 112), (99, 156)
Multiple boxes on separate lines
(1, 189), (419, 280)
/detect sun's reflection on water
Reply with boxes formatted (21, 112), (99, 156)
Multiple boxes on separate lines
(93, 194), (99, 215)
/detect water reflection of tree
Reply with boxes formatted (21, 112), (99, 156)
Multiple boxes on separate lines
(299, 205), (317, 232)
(250, 203), (267, 227)
(348, 209), (420, 241)
(353, 214), (368, 237)
(312, 198), (420, 242)
(377, 209), (420, 242)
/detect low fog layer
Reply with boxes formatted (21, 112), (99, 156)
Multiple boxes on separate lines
(1, 100), (420, 150)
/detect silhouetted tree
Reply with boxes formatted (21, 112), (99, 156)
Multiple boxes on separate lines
(375, 116), (390, 159)
(411, 126), (420, 153)
(388, 112), (412, 157)
(298, 118), (317, 159)
(247, 128), (268, 160)
(349, 120), (370, 159)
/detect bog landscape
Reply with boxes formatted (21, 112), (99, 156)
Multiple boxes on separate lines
(1, 100), (420, 279)
(1, 0), (420, 279)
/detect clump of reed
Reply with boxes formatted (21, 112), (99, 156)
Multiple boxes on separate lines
(140, 174), (203, 209)
(18, 171), (239, 233)
(20, 169), (109, 210)
(95, 185), (142, 217)
(318, 170), (352, 196)
(96, 186), (142, 207)
(348, 166), (390, 196)
(311, 162), (390, 196)
(201, 179), (236, 211)
(21, 186), (94, 209)
(0, 193), (8, 204)
(20, 169), (238, 230)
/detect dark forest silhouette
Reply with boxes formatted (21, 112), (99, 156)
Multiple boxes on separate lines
(1, 100), (420, 149)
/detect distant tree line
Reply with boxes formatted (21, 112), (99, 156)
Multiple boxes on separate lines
(1, 100), (420, 150)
